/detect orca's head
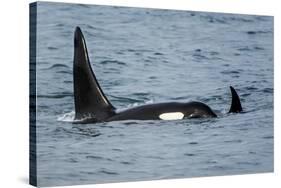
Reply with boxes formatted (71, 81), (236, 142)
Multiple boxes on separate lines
(183, 102), (217, 118)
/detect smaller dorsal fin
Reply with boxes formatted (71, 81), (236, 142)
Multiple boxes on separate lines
(229, 86), (243, 113)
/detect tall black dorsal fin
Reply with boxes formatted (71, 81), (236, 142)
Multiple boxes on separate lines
(73, 27), (116, 120)
(229, 86), (243, 113)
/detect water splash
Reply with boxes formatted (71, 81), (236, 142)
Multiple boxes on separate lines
(57, 111), (75, 122)
(57, 111), (99, 123)
(58, 99), (155, 122)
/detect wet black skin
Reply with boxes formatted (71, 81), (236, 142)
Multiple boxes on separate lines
(107, 102), (217, 121)
(73, 27), (242, 123)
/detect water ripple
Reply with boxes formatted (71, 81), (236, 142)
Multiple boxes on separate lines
(120, 161), (133, 165)
(86, 155), (114, 162)
(262, 135), (273, 139)
(223, 139), (243, 143)
(99, 169), (119, 175)
(100, 60), (127, 66)
(45, 63), (70, 70)
(184, 153), (196, 157)
(53, 126), (101, 138)
(38, 92), (72, 99)
(188, 142), (198, 145)
(246, 30), (271, 35)
(47, 46), (58, 50)
(262, 88), (273, 93)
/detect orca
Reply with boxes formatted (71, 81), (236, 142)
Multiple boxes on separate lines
(73, 27), (243, 123)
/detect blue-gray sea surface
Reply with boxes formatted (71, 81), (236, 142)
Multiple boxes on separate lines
(35, 2), (273, 187)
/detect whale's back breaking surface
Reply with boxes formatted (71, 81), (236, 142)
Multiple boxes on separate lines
(72, 27), (243, 123)
(106, 102), (217, 122)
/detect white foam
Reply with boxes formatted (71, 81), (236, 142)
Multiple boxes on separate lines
(57, 111), (75, 122)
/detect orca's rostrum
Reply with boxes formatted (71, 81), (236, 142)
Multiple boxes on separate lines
(73, 27), (243, 123)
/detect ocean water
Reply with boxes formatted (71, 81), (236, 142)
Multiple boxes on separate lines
(34, 2), (273, 187)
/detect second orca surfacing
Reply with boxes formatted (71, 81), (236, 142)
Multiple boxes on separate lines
(73, 27), (243, 123)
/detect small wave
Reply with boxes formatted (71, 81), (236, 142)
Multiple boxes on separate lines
(121, 121), (139, 125)
(53, 125), (101, 137)
(57, 111), (99, 124)
(112, 148), (123, 152)
(132, 92), (151, 97)
(204, 95), (223, 102)
(262, 135), (273, 139)
(188, 142), (198, 145)
(115, 99), (154, 113)
(55, 23), (64, 27)
(147, 155), (165, 160)
(262, 88), (273, 93)
(210, 51), (219, 56)
(77, 4), (91, 8)
(127, 99), (154, 107)
(239, 128), (249, 131)
(38, 92), (72, 99)
(86, 155), (103, 160)
(170, 96), (188, 100)
(220, 70), (240, 74)
(100, 60), (126, 66)
(184, 153), (196, 157)
(246, 30), (271, 35)
(190, 13), (196, 17)
(84, 24), (108, 31)
(154, 52), (164, 56)
(149, 76), (157, 79)
(249, 151), (257, 155)
(245, 86), (259, 91)
(192, 54), (209, 60)
(47, 46), (58, 50)
(128, 170), (146, 174)
(99, 169), (119, 175)
(63, 80), (72, 84)
(72, 127), (101, 137)
(241, 93), (251, 97)
(200, 15), (227, 24)
(205, 160), (217, 164)
(110, 95), (143, 104)
(254, 46), (265, 50)
(237, 46), (252, 51)
(237, 46), (264, 52)
(223, 139), (242, 143)
(127, 49), (136, 52)
(107, 133), (125, 138)
(56, 70), (72, 75)
(228, 16), (254, 23)
(236, 161), (260, 166)
(192, 49), (210, 61)
(65, 158), (78, 163)
(204, 165), (230, 171)
(45, 63), (70, 70)
(120, 161), (133, 165)
(127, 49), (152, 53)
(86, 155), (113, 161)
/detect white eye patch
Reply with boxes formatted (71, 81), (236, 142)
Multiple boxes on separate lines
(159, 112), (184, 120)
